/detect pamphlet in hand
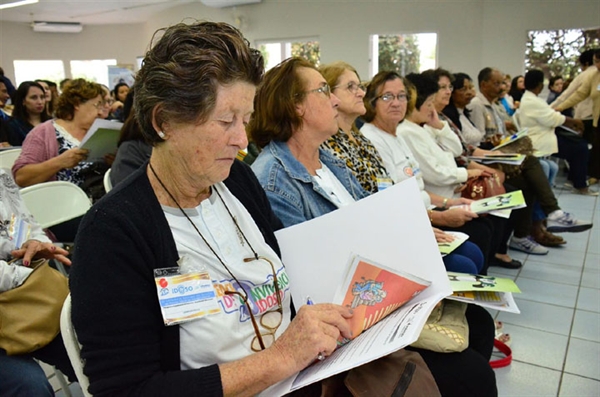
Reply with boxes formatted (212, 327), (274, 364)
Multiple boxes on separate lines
(451, 190), (526, 215)
(333, 255), (431, 342)
(438, 231), (469, 257)
(468, 153), (525, 166)
(492, 129), (528, 151)
(79, 119), (123, 162)
(445, 271), (521, 313)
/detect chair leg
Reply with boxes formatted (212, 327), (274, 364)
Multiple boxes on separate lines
(54, 368), (72, 397)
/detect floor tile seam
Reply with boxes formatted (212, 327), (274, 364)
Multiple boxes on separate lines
(515, 274), (583, 287)
(573, 306), (600, 314)
(560, 371), (600, 382)
(497, 321), (573, 338)
(568, 335), (600, 344)
(515, 296), (577, 309)
(503, 358), (562, 373)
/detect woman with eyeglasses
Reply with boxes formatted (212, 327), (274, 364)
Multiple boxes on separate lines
(12, 78), (107, 190)
(250, 57), (369, 228)
(69, 24), (360, 397)
(318, 61), (389, 194)
(3, 81), (51, 146)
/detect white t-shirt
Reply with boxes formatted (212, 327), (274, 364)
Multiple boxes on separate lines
(313, 162), (356, 208)
(164, 182), (292, 369)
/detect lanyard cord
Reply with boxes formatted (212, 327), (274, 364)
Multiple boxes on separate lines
(148, 162), (258, 299)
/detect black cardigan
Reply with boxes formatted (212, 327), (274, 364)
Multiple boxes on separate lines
(70, 160), (284, 396)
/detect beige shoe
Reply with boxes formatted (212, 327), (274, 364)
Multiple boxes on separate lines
(575, 188), (599, 196)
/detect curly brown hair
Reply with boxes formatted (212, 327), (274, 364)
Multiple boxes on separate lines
(55, 78), (103, 121)
(134, 21), (264, 145)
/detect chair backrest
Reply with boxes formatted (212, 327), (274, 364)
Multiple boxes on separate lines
(103, 168), (112, 193)
(20, 181), (92, 229)
(0, 148), (22, 170)
(60, 295), (92, 397)
(512, 109), (522, 131)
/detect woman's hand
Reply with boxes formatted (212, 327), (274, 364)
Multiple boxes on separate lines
(433, 227), (455, 243)
(56, 148), (89, 169)
(467, 169), (485, 179)
(11, 239), (71, 267)
(110, 101), (124, 113)
(448, 197), (473, 207)
(440, 208), (478, 227)
(270, 303), (353, 374)
(426, 108), (444, 130)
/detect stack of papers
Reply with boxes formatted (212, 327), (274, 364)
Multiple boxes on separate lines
(468, 153), (525, 166)
(445, 271), (521, 313)
(492, 129), (528, 151)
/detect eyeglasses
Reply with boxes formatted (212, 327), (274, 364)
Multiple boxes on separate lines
(102, 99), (115, 107)
(438, 84), (454, 92)
(224, 256), (283, 352)
(91, 100), (104, 110)
(334, 81), (366, 94)
(298, 83), (331, 98)
(377, 93), (407, 103)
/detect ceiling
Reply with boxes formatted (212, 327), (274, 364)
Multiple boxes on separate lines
(0, 0), (198, 25)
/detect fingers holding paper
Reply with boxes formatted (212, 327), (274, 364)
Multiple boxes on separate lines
(271, 303), (353, 371)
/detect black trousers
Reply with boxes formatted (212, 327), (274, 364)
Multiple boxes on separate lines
(406, 304), (497, 397)
(556, 131), (590, 189)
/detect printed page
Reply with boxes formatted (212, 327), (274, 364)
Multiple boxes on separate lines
(492, 128), (529, 151)
(447, 291), (520, 314)
(79, 119), (123, 162)
(451, 190), (526, 215)
(447, 271), (521, 293)
(438, 231), (469, 256)
(270, 178), (452, 395)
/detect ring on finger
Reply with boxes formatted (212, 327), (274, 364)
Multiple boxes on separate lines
(316, 352), (325, 361)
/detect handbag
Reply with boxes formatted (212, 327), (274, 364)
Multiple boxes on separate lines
(0, 259), (69, 355)
(292, 349), (441, 397)
(461, 173), (506, 200)
(410, 300), (469, 353)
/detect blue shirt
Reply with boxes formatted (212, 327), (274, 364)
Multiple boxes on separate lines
(251, 140), (369, 228)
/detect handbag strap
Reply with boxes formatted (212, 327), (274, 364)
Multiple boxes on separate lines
(490, 339), (512, 368)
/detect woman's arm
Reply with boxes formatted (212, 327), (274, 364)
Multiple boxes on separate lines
(14, 148), (88, 187)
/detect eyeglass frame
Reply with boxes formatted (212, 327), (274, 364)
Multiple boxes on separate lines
(438, 84), (454, 92)
(333, 81), (367, 94)
(224, 255), (283, 352)
(296, 83), (331, 98)
(377, 92), (408, 103)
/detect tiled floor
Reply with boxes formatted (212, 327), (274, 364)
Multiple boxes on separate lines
(44, 174), (600, 397)
(489, 178), (600, 397)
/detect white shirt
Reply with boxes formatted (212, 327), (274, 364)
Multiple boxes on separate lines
(313, 163), (356, 208)
(519, 91), (566, 155)
(397, 120), (468, 199)
(164, 183), (291, 369)
(360, 122), (431, 207)
(458, 109), (485, 147)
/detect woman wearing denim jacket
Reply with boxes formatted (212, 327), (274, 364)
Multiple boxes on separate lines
(250, 58), (369, 228)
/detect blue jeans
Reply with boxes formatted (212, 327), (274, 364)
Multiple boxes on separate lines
(533, 158), (559, 221)
(442, 241), (485, 274)
(0, 351), (54, 397)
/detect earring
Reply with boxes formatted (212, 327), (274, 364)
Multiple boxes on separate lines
(157, 131), (165, 139)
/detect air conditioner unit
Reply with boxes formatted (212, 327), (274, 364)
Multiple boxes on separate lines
(32, 21), (83, 33)
(200, 0), (261, 8)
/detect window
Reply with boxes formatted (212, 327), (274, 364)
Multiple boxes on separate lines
(525, 27), (600, 79)
(257, 38), (320, 71)
(370, 33), (437, 78)
(70, 59), (117, 87)
(13, 60), (65, 86)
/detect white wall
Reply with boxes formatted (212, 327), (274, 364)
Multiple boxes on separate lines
(1, 0), (599, 85)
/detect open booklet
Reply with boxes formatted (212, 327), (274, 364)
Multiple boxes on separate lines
(333, 255), (431, 343)
(451, 190), (526, 218)
(264, 178), (451, 396)
(492, 129), (528, 151)
(438, 231), (469, 257)
(445, 271), (521, 313)
(79, 119), (123, 162)
(468, 153), (526, 166)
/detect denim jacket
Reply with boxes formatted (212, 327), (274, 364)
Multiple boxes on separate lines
(251, 140), (369, 228)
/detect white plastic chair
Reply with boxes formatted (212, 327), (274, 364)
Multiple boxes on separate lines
(60, 295), (92, 397)
(20, 181), (92, 229)
(512, 109), (521, 131)
(0, 148), (22, 170)
(103, 168), (112, 193)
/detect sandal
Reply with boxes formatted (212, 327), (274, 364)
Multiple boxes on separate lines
(495, 320), (503, 334)
(495, 332), (511, 346)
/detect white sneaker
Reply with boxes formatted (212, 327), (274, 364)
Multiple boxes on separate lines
(509, 236), (549, 255)
(547, 210), (593, 233)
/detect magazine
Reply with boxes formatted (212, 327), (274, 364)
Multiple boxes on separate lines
(451, 190), (526, 215)
(491, 129), (528, 151)
(445, 271), (521, 313)
(333, 255), (431, 342)
(468, 153), (525, 166)
(79, 119), (123, 162)
(438, 231), (469, 257)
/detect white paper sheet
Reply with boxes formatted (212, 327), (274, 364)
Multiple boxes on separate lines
(266, 177), (452, 395)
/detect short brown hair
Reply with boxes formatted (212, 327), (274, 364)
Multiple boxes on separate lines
(363, 71), (406, 123)
(55, 78), (103, 120)
(134, 21), (264, 145)
(248, 57), (316, 148)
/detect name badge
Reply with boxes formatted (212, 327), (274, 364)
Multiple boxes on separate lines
(154, 267), (221, 326)
(376, 175), (393, 191)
